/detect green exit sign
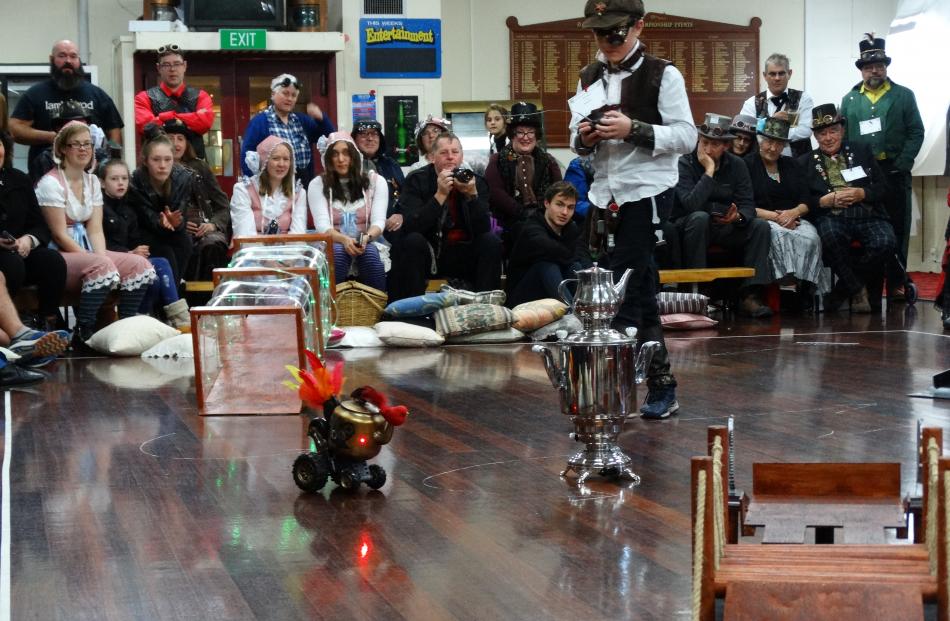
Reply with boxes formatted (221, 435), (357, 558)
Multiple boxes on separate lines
(220, 29), (267, 50)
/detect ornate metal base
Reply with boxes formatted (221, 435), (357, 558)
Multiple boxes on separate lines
(560, 443), (641, 486)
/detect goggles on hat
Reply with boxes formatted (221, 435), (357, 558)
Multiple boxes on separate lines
(272, 76), (302, 91)
(157, 43), (181, 54)
(731, 119), (755, 132)
(699, 124), (731, 137)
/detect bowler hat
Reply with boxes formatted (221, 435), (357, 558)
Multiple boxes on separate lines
(758, 117), (790, 141)
(811, 103), (844, 131)
(730, 113), (757, 136)
(855, 33), (891, 69)
(506, 101), (543, 138)
(697, 112), (736, 140)
(353, 120), (382, 135)
(582, 0), (645, 29)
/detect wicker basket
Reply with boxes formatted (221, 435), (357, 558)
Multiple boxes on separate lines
(334, 281), (387, 327)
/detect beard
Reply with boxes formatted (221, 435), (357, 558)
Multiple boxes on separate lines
(864, 76), (885, 89)
(50, 60), (87, 91)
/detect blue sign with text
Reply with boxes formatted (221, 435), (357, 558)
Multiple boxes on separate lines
(359, 18), (441, 79)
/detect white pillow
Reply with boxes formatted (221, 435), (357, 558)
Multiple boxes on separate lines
(374, 321), (444, 347)
(87, 316), (180, 356)
(141, 333), (195, 359)
(331, 326), (383, 348)
(446, 327), (525, 344)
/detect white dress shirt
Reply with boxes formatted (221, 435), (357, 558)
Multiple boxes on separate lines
(739, 88), (815, 156)
(569, 42), (697, 207)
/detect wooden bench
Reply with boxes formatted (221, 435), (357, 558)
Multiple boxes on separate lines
(692, 426), (948, 621)
(658, 267), (755, 293)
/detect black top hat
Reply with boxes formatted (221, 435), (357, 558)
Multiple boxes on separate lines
(758, 117), (790, 141)
(507, 102), (543, 138)
(162, 118), (194, 138)
(353, 120), (382, 135)
(697, 112), (736, 140)
(52, 100), (90, 130)
(582, 0), (645, 29)
(856, 33), (891, 69)
(730, 113), (757, 136)
(811, 103), (845, 131)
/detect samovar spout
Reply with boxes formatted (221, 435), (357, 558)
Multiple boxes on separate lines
(634, 341), (661, 384)
(532, 344), (566, 393)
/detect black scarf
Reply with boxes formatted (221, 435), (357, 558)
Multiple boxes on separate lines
(496, 144), (555, 208)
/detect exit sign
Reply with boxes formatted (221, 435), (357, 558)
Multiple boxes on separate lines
(220, 29), (267, 50)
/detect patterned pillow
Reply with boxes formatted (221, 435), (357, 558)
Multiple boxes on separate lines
(661, 313), (718, 330)
(384, 291), (458, 319)
(512, 298), (569, 331)
(656, 292), (710, 316)
(446, 327), (525, 344)
(433, 304), (514, 337)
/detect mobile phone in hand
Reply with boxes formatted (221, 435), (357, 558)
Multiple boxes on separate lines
(357, 233), (370, 248)
(1, 230), (17, 243)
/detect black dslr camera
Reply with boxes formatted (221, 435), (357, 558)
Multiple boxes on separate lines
(450, 167), (474, 184)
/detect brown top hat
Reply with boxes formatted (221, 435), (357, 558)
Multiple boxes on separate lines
(856, 33), (891, 69)
(758, 117), (790, 141)
(697, 112), (736, 140)
(811, 103), (845, 131)
(582, 0), (645, 29)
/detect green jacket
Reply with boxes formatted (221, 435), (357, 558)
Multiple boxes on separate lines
(840, 79), (924, 172)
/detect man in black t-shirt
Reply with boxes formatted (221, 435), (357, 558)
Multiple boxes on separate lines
(9, 39), (123, 172)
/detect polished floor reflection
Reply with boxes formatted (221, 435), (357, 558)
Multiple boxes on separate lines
(5, 308), (950, 620)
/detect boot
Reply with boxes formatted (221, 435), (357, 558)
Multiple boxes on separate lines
(850, 287), (872, 313)
(163, 299), (192, 332)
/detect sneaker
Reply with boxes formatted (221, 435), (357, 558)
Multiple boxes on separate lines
(0, 363), (44, 388)
(850, 287), (872, 313)
(639, 385), (680, 420)
(8, 329), (70, 364)
(739, 294), (773, 318)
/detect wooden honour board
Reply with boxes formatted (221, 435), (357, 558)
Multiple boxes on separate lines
(507, 13), (761, 147)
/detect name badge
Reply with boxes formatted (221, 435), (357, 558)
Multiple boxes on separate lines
(859, 117), (882, 135)
(841, 166), (867, 182)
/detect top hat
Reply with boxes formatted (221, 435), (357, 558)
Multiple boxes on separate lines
(811, 103), (845, 131)
(507, 101), (543, 137)
(697, 112), (736, 140)
(856, 33), (891, 69)
(758, 117), (790, 141)
(161, 117), (194, 138)
(730, 113), (757, 136)
(582, 0), (645, 29)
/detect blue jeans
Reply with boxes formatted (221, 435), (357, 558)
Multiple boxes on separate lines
(139, 257), (179, 312)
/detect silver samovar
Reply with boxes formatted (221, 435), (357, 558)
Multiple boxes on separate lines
(533, 264), (659, 485)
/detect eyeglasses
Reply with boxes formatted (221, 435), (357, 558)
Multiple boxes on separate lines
(275, 77), (302, 90)
(158, 61), (185, 70)
(66, 141), (93, 150)
(356, 131), (379, 139)
(765, 71), (788, 78)
(157, 44), (181, 54)
(514, 130), (536, 138)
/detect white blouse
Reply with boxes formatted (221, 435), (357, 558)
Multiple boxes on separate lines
(230, 177), (308, 238)
(307, 174), (388, 237)
(35, 170), (103, 223)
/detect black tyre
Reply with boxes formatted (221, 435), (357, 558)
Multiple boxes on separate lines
(905, 282), (918, 306)
(293, 452), (329, 492)
(367, 464), (387, 490)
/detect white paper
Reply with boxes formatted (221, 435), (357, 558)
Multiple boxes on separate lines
(568, 80), (607, 119)
(841, 166), (867, 182)
(859, 117), (882, 135)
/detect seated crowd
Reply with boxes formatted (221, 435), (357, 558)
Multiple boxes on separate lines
(0, 36), (935, 387)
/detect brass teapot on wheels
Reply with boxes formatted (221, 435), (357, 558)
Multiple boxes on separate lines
(533, 264), (659, 485)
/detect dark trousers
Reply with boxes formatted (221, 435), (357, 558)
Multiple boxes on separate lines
(507, 261), (575, 308)
(677, 211), (772, 287)
(816, 216), (896, 293)
(0, 247), (67, 317)
(879, 160), (912, 286)
(594, 198), (675, 389)
(142, 230), (193, 285)
(388, 231), (503, 301)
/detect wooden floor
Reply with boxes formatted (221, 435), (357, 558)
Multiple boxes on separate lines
(4, 306), (950, 620)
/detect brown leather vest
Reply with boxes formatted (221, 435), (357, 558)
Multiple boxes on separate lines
(578, 53), (670, 125)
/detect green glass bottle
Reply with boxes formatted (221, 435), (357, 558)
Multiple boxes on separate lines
(394, 100), (411, 165)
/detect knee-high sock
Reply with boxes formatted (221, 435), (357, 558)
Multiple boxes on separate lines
(117, 286), (149, 319)
(76, 285), (112, 332)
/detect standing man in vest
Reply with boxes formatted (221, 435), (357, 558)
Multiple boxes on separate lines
(571, 0), (696, 420)
(840, 34), (924, 303)
(134, 44), (213, 160)
(739, 53), (814, 158)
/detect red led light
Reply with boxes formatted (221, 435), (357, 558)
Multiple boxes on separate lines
(360, 542), (369, 558)
(358, 436), (367, 445)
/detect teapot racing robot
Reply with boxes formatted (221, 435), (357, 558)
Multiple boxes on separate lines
(286, 352), (408, 492)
